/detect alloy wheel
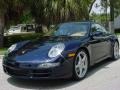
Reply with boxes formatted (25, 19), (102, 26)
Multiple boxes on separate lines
(74, 50), (88, 79)
(114, 42), (119, 59)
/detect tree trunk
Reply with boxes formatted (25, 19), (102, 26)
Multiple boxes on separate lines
(89, 0), (96, 13)
(0, 14), (5, 48)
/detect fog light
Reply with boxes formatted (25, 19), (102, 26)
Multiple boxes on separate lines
(38, 62), (60, 69)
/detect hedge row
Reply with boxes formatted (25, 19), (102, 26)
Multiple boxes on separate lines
(4, 33), (43, 47)
(115, 29), (120, 33)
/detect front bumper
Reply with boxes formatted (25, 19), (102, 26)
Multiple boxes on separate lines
(3, 57), (74, 79)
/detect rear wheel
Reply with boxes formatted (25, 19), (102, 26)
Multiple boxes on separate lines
(112, 42), (119, 60)
(73, 49), (88, 80)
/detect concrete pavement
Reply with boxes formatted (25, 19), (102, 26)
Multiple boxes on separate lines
(1, 56), (120, 90)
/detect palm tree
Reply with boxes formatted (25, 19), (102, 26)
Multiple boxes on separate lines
(0, 0), (6, 47)
(0, 0), (25, 47)
(29, 0), (96, 25)
(0, 0), (96, 47)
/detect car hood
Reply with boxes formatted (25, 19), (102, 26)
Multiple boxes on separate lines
(8, 36), (86, 63)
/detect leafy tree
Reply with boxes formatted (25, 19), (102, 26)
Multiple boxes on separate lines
(23, 0), (96, 24)
(114, 0), (120, 17)
(0, 0), (6, 47)
(0, 0), (96, 47)
(100, 0), (120, 18)
(0, 0), (25, 47)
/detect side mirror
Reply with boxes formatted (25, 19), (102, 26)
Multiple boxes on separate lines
(91, 31), (103, 40)
(91, 31), (103, 37)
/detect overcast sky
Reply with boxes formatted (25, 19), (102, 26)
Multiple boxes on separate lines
(91, 0), (110, 14)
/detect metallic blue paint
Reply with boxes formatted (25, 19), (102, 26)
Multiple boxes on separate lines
(2, 21), (119, 79)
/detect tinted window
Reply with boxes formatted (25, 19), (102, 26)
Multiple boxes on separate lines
(91, 24), (98, 32)
(100, 26), (108, 34)
(92, 24), (107, 34)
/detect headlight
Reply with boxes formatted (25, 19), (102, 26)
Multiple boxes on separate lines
(48, 43), (65, 58)
(38, 62), (60, 69)
(8, 44), (17, 52)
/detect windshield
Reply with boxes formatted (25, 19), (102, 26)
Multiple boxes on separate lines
(54, 23), (89, 37)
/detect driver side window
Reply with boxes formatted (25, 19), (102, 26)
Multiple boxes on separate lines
(91, 24), (97, 32)
(91, 24), (103, 33)
(91, 24), (107, 35)
(92, 24), (108, 34)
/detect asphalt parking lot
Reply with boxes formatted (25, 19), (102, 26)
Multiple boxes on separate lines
(0, 38), (120, 90)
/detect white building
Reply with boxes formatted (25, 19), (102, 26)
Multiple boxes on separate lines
(114, 15), (120, 29)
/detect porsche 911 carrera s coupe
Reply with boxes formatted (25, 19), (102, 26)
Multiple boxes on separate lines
(2, 21), (119, 80)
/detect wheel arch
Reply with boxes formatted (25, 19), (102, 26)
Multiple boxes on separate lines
(76, 47), (90, 67)
(111, 36), (119, 47)
(115, 39), (119, 46)
(72, 46), (90, 80)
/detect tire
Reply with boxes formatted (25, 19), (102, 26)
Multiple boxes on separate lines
(112, 42), (119, 60)
(73, 49), (88, 80)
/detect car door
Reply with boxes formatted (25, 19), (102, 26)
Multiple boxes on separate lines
(90, 24), (108, 63)
(100, 26), (111, 57)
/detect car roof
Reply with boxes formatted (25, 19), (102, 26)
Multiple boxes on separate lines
(60, 21), (94, 25)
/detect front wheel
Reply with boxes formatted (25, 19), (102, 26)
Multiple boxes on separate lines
(73, 50), (88, 80)
(112, 42), (119, 60)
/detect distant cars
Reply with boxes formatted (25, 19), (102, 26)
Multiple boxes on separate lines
(7, 24), (35, 35)
(8, 26), (24, 35)
(6, 24), (50, 35)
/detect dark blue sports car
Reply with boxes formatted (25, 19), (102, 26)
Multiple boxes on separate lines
(2, 21), (119, 80)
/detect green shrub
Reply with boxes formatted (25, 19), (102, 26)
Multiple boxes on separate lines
(115, 29), (120, 33)
(4, 33), (43, 47)
(0, 48), (7, 55)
